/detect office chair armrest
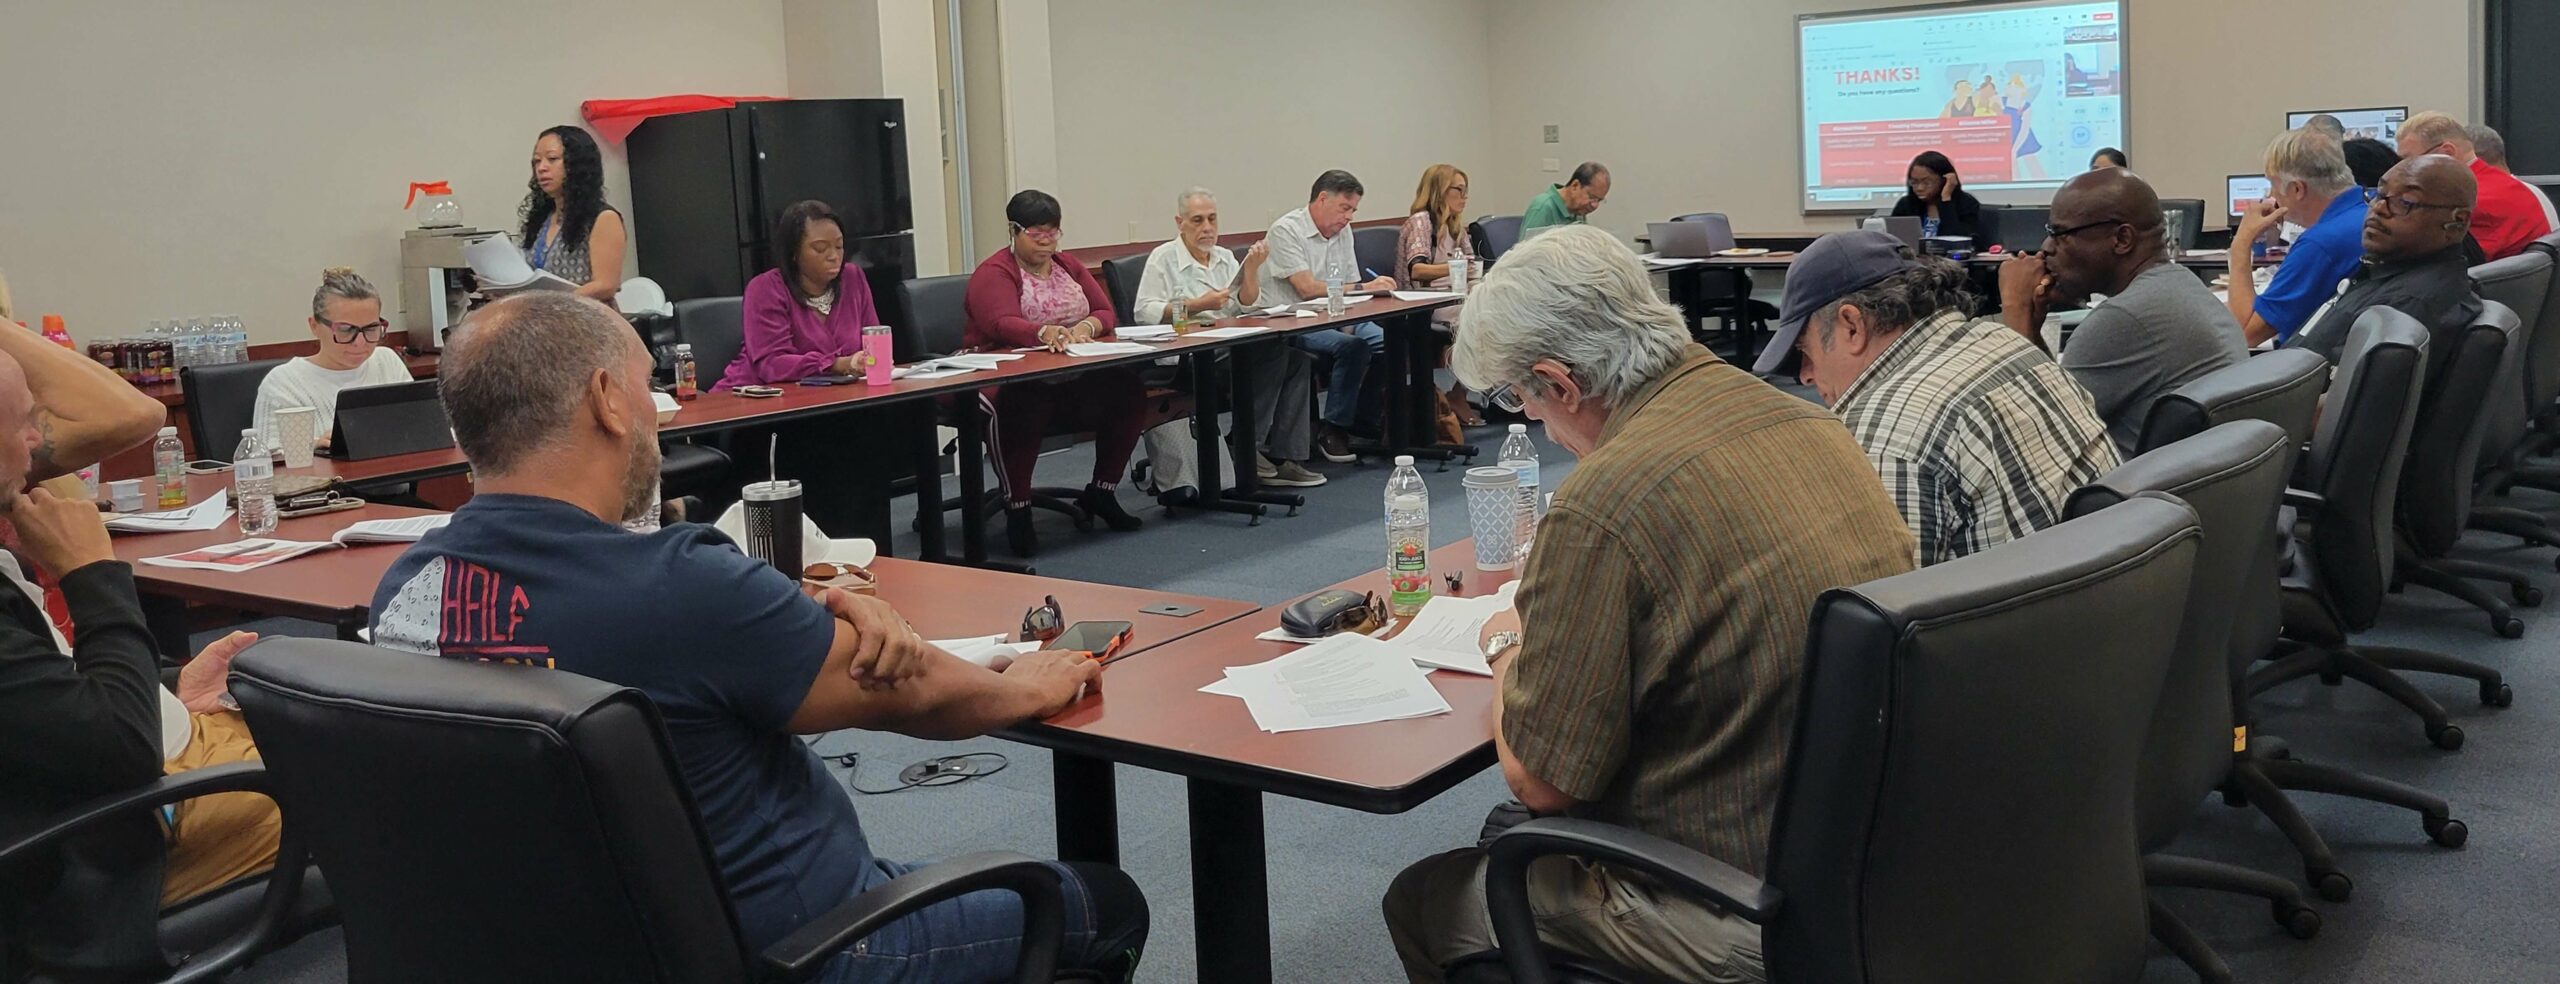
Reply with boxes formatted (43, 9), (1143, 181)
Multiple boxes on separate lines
(758, 851), (1066, 984)
(1480, 818), (1779, 984)
(163, 832), (315, 984)
(2283, 488), (2326, 517)
(0, 761), (266, 866)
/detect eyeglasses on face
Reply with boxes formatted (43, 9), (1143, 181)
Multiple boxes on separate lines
(2369, 192), (2459, 219)
(325, 319), (389, 343)
(2042, 219), (2125, 242)
(1010, 223), (1062, 244)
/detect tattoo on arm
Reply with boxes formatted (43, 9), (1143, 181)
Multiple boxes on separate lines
(26, 412), (65, 484)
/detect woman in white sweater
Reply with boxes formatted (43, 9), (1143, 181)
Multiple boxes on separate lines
(252, 268), (412, 449)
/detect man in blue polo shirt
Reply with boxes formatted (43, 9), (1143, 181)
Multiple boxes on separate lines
(2227, 127), (2369, 347)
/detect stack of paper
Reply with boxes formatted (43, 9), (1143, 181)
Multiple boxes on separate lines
(461, 235), (579, 294)
(330, 514), (451, 545)
(937, 353), (1022, 370)
(1114, 325), (1179, 341)
(1061, 341), (1157, 357)
(1371, 582), (1519, 676)
(1188, 325), (1275, 340)
(141, 538), (335, 573)
(893, 364), (977, 381)
(1390, 290), (1462, 302)
(106, 491), (232, 533)
(1202, 633), (1453, 732)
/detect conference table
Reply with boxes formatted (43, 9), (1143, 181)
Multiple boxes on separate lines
(251, 293), (1466, 568)
(1004, 540), (1508, 983)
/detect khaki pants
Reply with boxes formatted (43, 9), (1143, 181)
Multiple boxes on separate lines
(1382, 847), (1766, 984)
(160, 711), (282, 905)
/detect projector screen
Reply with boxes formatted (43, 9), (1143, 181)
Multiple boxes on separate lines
(1799, 0), (2128, 213)
(2285, 107), (2407, 143)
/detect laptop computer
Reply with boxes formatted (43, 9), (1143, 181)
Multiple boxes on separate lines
(323, 380), (455, 461)
(1859, 215), (1924, 247)
(1646, 221), (1728, 258)
(2227, 174), (2273, 218)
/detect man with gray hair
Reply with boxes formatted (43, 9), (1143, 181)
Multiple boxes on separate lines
(2398, 110), (2551, 258)
(2471, 123), (2559, 230)
(1130, 186), (1325, 487)
(372, 292), (1149, 982)
(2228, 127), (2373, 346)
(1382, 225), (1914, 982)
(1760, 231), (2117, 565)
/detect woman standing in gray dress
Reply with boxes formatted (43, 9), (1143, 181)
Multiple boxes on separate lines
(517, 124), (627, 301)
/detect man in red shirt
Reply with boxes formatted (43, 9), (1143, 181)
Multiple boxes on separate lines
(2398, 110), (2554, 259)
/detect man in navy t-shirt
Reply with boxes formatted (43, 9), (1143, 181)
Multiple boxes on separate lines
(371, 292), (1144, 982)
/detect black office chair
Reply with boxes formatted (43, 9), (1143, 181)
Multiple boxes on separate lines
(2159, 198), (2207, 250)
(1470, 215), (1523, 266)
(897, 275), (1088, 536)
(2065, 422), (2317, 983)
(1988, 204), (2052, 254)
(1450, 496), (2202, 984)
(2251, 307), (2510, 750)
(2394, 302), (2539, 635)
(179, 359), (287, 461)
(1, 762), (331, 984)
(1668, 212), (1779, 361)
(2136, 348), (2330, 454)
(227, 638), (1072, 984)
(2471, 247), (2560, 556)
(658, 296), (751, 508)
(1097, 253), (1146, 328)
(1353, 225), (1400, 286)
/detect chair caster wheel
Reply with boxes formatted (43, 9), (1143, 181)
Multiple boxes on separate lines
(2431, 724), (2466, 751)
(2313, 870), (2353, 902)
(2276, 902), (2322, 940)
(2484, 682), (2514, 707)
(2517, 585), (2545, 607)
(2495, 616), (2525, 639)
(2426, 815), (2469, 849)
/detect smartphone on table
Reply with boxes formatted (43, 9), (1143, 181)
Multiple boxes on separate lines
(1049, 620), (1134, 663)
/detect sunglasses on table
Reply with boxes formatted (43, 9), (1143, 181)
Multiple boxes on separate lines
(1021, 594), (1066, 645)
(324, 319), (390, 343)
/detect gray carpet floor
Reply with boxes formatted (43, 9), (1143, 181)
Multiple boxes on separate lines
(218, 385), (2560, 983)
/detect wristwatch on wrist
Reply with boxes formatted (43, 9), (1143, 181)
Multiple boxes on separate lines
(1484, 631), (1522, 658)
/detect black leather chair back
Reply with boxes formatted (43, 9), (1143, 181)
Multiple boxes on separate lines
(672, 297), (747, 389)
(2521, 234), (2560, 427)
(2066, 422), (2294, 852)
(1353, 225), (1401, 285)
(1472, 215), (1523, 264)
(2470, 252), (2553, 459)
(2159, 199), (2207, 248)
(2399, 302), (2514, 554)
(2135, 348), (2329, 454)
(895, 274), (971, 362)
(229, 639), (755, 984)
(2300, 307), (2430, 629)
(1765, 496), (2200, 984)
(181, 359), (289, 461)
(1098, 253), (1147, 327)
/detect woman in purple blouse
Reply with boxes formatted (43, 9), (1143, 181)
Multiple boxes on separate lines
(718, 200), (881, 388)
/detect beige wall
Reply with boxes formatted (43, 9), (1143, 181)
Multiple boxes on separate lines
(0, 1), (791, 345)
(1045, 0), (1495, 248)
(784, 0), (956, 277)
(1483, 0), (2477, 241)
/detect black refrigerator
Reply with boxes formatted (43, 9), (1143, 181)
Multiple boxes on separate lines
(626, 99), (915, 314)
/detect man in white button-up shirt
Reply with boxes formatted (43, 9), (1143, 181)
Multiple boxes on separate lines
(1133, 188), (1324, 487)
(1261, 170), (1397, 461)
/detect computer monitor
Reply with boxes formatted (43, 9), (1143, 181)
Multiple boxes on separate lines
(2285, 106), (2408, 143)
(2227, 174), (2273, 218)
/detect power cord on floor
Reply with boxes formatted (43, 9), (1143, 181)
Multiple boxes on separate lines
(802, 736), (1010, 794)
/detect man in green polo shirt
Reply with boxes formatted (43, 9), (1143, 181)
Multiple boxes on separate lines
(1519, 161), (1610, 236)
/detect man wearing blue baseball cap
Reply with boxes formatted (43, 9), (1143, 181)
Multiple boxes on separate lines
(1754, 230), (2118, 566)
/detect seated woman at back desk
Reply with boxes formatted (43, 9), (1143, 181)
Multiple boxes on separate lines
(965, 189), (1145, 557)
(717, 200), (880, 387)
(1889, 150), (1983, 242)
(517, 124), (626, 302)
(252, 268), (413, 450)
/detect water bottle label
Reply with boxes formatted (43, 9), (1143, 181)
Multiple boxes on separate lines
(1389, 537), (1431, 613)
(1504, 461), (1538, 489)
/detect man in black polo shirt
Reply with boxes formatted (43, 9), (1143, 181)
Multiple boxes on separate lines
(2287, 154), (2483, 396)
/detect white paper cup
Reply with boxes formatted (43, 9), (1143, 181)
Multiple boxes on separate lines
(107, 479), (144, 512)
(274, 407), (317, 468)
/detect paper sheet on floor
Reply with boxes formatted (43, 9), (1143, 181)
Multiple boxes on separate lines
(106, 491), (232, 533)
(1203, 633), (1452, 732)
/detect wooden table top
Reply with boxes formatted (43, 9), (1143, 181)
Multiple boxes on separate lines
(865, 558), (1259, 660)
(110, 474), (446, 623)
(1009, 541), (1511, 813)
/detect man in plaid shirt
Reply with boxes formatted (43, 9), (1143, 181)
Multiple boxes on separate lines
(1756, 231), (2119, 565)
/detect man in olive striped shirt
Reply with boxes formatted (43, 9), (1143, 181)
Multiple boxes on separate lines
(1384, 226), (1915, 983)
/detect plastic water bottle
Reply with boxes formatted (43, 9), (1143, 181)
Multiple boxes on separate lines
(223, 316), (247, 363)
(1325, 257), (1348, 316)
(1447, 245), (1468, 295)
(673, 343), (699, 400)
(183, 317), (209, 368)
(1385, 455), (1431, 617)
(1498, 424), (1540, 560)
(152, 426), (186, 508)
(234, 429), (276, 536)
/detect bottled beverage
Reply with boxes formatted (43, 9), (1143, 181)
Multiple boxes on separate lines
(1385, 455), (1431, 617)
(1447, 245), (1468, 295)
(152, 426), (186, 508)
(228, 316), (248, 363)
(38, 315), (75, 350)
(1324, 257), (1348, 316)
(234, 429), (276, 536)
(1497, 423), (1541, 561)
(673, 343), (698, 400)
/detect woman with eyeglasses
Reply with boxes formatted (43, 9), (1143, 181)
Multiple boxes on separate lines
(1889, 151), (1983, 241)
(517, 124), (627, 301)
(1399, 163), (1483, 426)
(964, 189), (1145, 556)
(252, 268), (413, 450)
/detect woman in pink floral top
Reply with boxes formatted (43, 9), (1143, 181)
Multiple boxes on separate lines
(963, 190), (1146, 556)
(1398, 163), (1483, 425)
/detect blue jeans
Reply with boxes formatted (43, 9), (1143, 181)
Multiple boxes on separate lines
(816, 858), (1147, 983)
(1291, 321), (1387, 430)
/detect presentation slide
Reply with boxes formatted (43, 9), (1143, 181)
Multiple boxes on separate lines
(1799, 0), (2126, 212)
(2286, 107), (2407, 143)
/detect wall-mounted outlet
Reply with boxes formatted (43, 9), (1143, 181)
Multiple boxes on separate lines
(1540, 158), (1561, 173)
(1126, 220), (1137, 242)
(1542, 124), (1560, 144)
